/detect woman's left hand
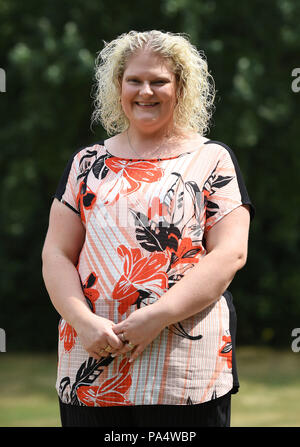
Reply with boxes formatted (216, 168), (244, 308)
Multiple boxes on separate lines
(112, 304), (168, 362)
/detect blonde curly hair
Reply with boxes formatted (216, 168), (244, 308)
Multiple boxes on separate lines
(91, 30), (215, 136)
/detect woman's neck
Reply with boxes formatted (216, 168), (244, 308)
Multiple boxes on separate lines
(104, 128), (205, 160)
(125, 125), (191, 153)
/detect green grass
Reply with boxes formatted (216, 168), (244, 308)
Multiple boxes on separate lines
(0, 347), (299, 427)
(231, 346), (300, 427)
(0, 353), (60, 427)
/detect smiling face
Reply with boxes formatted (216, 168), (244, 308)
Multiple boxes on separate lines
(120, 50), (178, 135)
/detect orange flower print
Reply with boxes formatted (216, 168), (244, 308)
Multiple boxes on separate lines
(113, 245), (169, 315)
(76, 358), (133, 406)
(166, 237), (204, 268)
(219, 335), (232, 369)
(59, 319), (77, 353)
(101, 158), (164, 205)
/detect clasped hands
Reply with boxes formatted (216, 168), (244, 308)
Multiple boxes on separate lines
(76, 304), (168, 363)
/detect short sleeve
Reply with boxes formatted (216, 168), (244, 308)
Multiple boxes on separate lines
(204, 141), (255, 232)
(53, 150), (81, 216)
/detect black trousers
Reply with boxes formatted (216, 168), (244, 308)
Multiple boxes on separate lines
(59, 392), (231, 427)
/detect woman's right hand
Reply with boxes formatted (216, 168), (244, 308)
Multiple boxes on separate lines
(74, 312), (124, 360)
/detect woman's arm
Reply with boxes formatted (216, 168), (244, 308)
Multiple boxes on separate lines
(112, 205), (250, 361)
(155, 204), (250, 325)
(42, 199), (123, 359)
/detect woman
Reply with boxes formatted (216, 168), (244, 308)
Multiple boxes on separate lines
(42, 30), (254, 427)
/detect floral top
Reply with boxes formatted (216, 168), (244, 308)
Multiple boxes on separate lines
(54, 139), (254, 407)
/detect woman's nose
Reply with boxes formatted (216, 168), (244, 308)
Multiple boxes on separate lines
(139, 82), (153, 95)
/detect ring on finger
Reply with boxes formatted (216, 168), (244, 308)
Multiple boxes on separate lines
(98, 345), (111, 355)
(119, 333), (128, 343)
(127, 342), (135, 349)
(104, 345), (113, 353)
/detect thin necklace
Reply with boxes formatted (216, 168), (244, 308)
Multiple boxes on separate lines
(127, 130), (167, 160)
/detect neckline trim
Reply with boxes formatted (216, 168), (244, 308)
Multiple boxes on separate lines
(100, 139), (211, 161)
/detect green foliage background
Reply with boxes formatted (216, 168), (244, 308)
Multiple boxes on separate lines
(1, 0), (299, 351)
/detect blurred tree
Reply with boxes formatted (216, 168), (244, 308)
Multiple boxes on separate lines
(168, 0), (300, 347)
(0, 0), (299, 350)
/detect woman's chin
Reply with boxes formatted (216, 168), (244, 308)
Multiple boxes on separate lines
(131, 117), (162, 130)
(130, 113), (171, 130)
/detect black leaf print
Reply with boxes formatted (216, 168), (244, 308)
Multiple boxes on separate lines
(203, 162), (234, 198)
(83, 192), (96, 208)
(77, 150), (98, 178)
(134, 290), (154, 308)
(79, 150), (98, 169)
(74, 357), (108, 385)
(168, 273), (185, 287)
(182, 248), (202, 259)
(206, 200), (219, 210)
(85, 273), (97, 289)
(58, 377), (71, 402)
(202, 163), (218, 192)
(167, 250), (200, 271)
(212, 175), (234, 190)
(168, 252), (179, 269)
(168, 322), (203, 341)
(205, 199), (219, 220)
(70, 356), (114, 405)
(92, 154), (110, 179)
(186, 396), (193, 405)
(206, 209), (217, 219)
(130, 210), (164, 252)
(221, 342), (232, 354)
(157, 225), (181, 252)
(130, 209), (181, 254)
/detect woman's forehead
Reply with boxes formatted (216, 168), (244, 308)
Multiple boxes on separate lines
(123, 49), (174, 75)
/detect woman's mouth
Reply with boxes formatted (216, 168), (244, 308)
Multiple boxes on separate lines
(135, 102), (159, 107)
